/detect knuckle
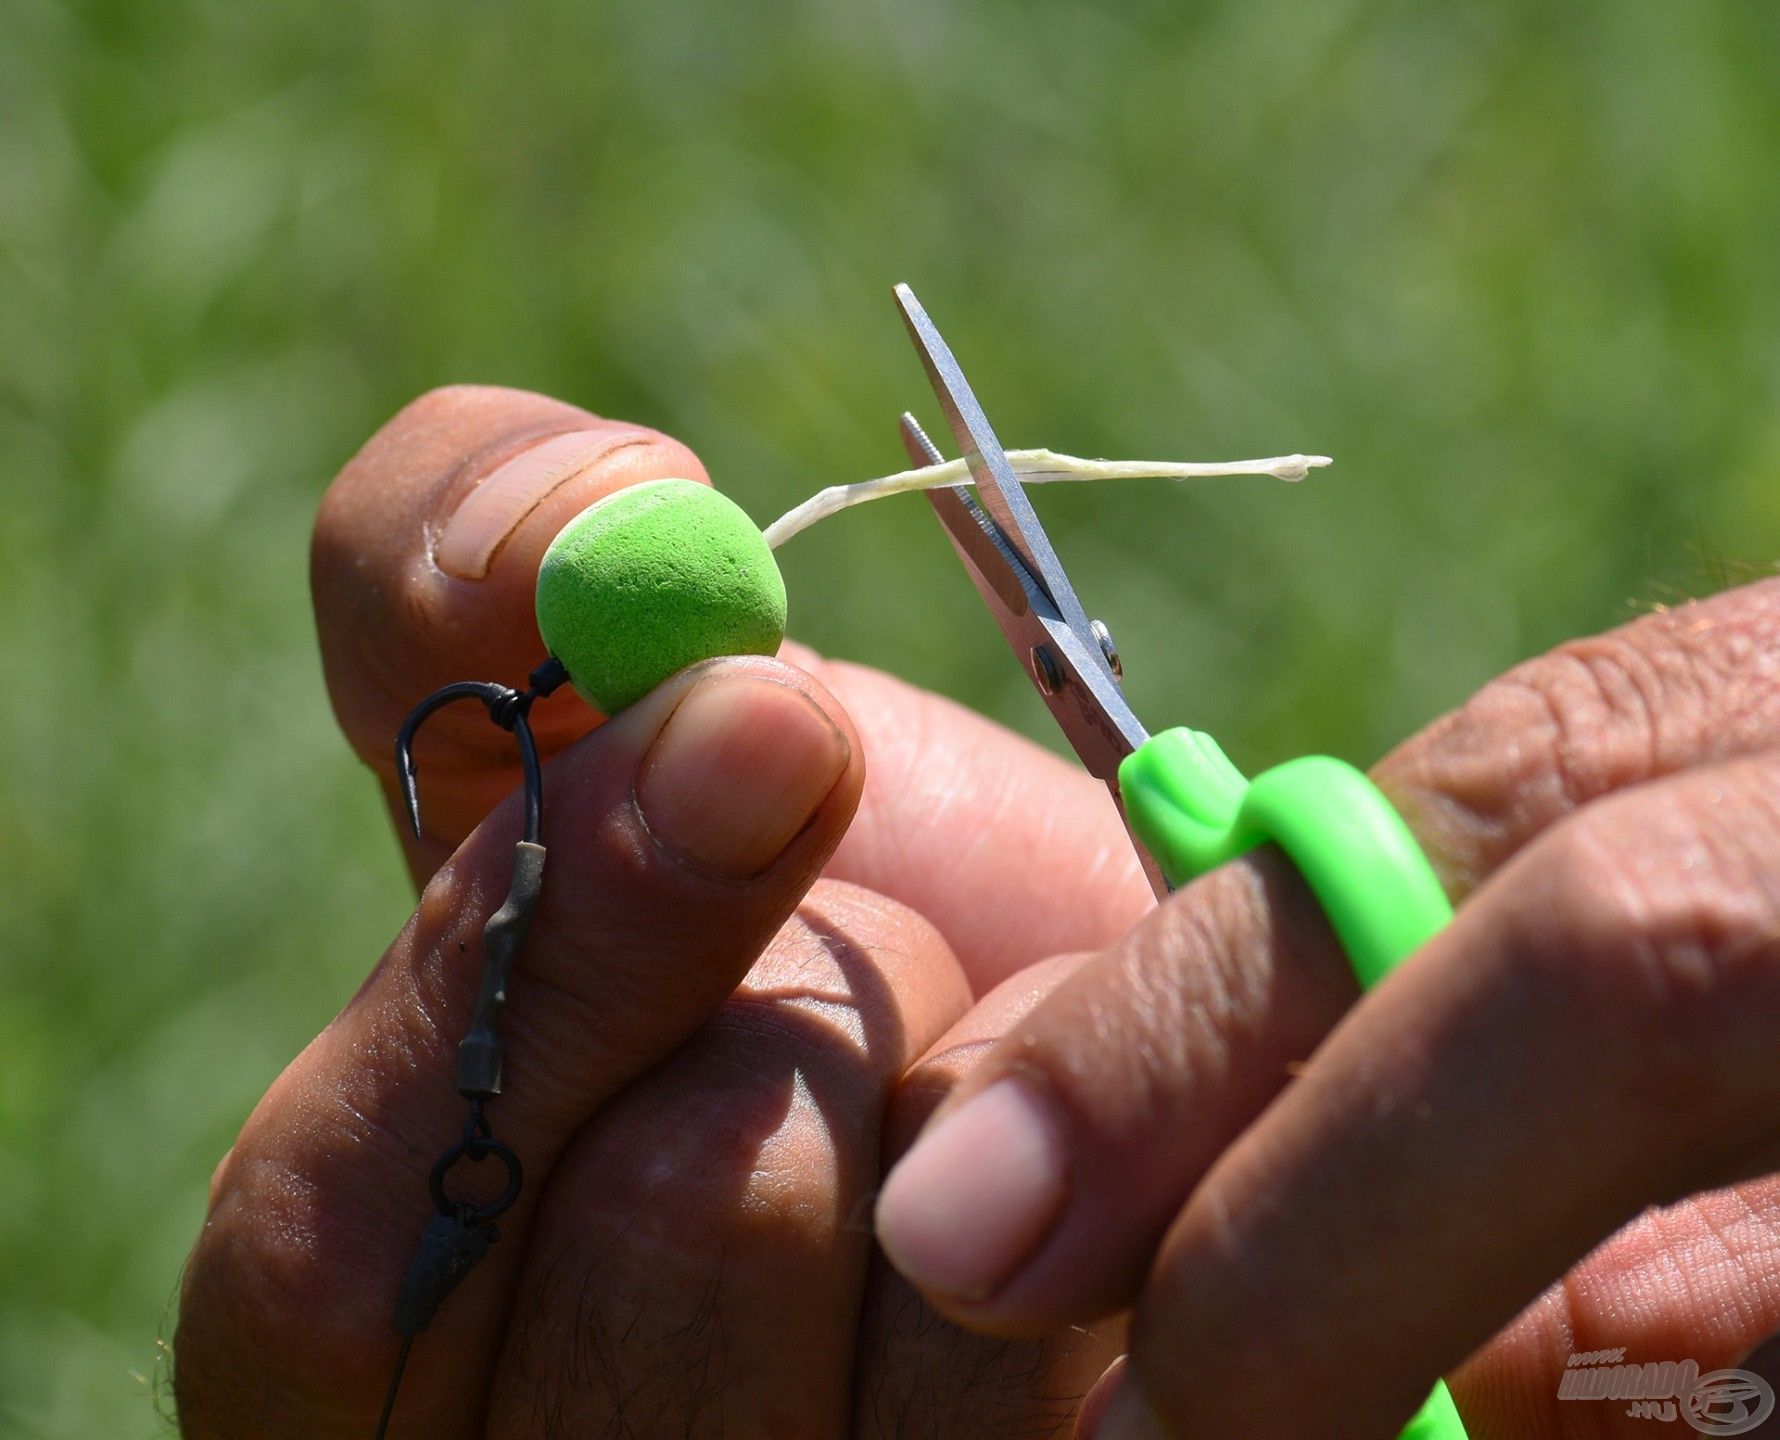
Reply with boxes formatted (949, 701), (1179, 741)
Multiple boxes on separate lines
(1516, 777), (1780, 1072)
(1000, 862), (1317, 1161)
(1533, 634), (1665, 792)
(499, 1064), (847, 1426)
(1515, 813), (1655, 999)
(1003, 915), (1199, 1147)
(568, 987), (891, 1254)
(527, 1081), (849, 1385)
(1382, 580), (1780, 887)
(1464, 634), (1664, 821)
(596, 1071), (843, 1246)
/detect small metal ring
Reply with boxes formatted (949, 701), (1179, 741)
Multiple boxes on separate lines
(428, 1133), (524, 1224)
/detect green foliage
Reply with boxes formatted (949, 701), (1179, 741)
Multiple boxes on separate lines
(3, 0), (1778, 1432)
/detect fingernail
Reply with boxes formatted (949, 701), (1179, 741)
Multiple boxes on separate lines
(875, 1077), (1068, 1301)
(1074, 1358), (1128, 1439)
(1086, 1377), (1168, 1440)
(636, 672), (850, 879)
(437, 428), (646, 579)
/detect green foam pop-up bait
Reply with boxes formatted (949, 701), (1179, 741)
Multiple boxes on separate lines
(535, 477), (788, 714)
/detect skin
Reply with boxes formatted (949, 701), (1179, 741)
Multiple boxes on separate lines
(176, 386), (1139, 1439)
(875, 577), (1780, 1438)
(177, 383), (1780, 1439)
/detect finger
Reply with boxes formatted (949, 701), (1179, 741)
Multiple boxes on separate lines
(852, 953), (1125, 1440)
(482, 882), (970, 1439)
(314, 386), (1150, 977)
(1377, 579), (1780, 893)
(875, 578), (1780, 1330)
(173, 657), (861, 1439)
(312, 385), (711, 879)
(1096, 754), (1780, 1439)
(1452, 1176), (1780, 1437)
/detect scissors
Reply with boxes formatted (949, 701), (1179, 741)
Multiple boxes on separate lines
(893, 282), (1469, 1440)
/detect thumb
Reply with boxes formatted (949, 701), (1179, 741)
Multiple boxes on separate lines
(311, 384), (711, 882)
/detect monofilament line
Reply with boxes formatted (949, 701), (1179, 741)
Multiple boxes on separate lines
(762, 449), (1331, 548)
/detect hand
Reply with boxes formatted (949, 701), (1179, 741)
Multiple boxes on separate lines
(875, 579), (1780, 1439)
(173, 386), (1149, 1437)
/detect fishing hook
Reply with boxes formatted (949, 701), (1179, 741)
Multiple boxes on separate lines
(374, 655), (567, 1439)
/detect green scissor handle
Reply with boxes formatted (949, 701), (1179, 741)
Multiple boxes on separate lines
(1118, 728), (1468, 1440)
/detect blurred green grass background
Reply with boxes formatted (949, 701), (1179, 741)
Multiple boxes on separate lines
(4, 0), (1780, 1432)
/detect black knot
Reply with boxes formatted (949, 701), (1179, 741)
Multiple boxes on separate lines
(487, 687), (529, 732)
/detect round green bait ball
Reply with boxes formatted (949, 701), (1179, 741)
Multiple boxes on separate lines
(535, 478), (788, 714)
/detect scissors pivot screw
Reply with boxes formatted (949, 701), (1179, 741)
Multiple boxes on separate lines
(1091, 620), (1123, 680)
(1030, 644), (1065, 695)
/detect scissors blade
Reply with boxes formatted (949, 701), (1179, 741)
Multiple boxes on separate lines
(898, 411), (1150, 785)
(893, 284), (1100, 643)
(905, 418), (1169, 900)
